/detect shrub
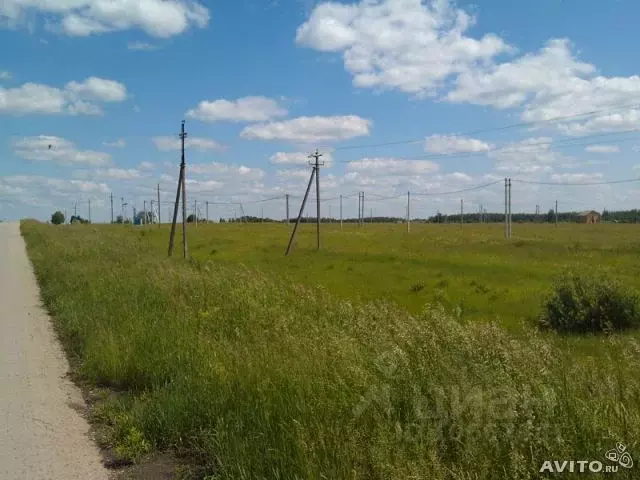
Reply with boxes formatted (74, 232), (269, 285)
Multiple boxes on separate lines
(538, 271), (640, 333)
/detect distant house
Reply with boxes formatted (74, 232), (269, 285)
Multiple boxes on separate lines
(577, 210), (601, 224)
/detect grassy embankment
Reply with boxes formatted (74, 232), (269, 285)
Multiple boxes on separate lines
(21, 221), (640, 479)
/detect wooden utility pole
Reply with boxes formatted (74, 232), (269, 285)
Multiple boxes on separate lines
(309, 149), (323, 250)
(407, 191), (411, 233)
(286, 166), (316, 256)
(508, 178), (512, 239)
(285, 194), (290, 224)
(504, 178), (508, 239)
(88, 199), (91, 224)
(157, 184), (161, 225)
(110, 193), (114, 224)
(168, 120), (188, 258)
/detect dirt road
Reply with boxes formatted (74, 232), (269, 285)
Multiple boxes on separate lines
(0, 222), (109, 479)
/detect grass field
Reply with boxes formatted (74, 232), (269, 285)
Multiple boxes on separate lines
(151, 222), (640, 329)
(21, 220), (640, 479)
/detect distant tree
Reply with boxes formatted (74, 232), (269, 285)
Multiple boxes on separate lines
(115, 215), (124, 224)
(51, 211), (65, 225)
(187, 214), (196, 223)
(70, 215), (89, 224)
(546, 209), (555, 223)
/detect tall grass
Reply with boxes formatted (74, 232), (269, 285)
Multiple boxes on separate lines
(22, 221), (640, 479)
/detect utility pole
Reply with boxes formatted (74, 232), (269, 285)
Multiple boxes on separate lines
(110, 193), (114, 224)
(143, 200), (147, 225)
(555, 200), (558, 226)
(151, 200), (154, 224)
(206, 201), (209, 223)
(370, 208), (373, 223)
(194, 199), (198, 227)
(309, 149), (323, 250)
(88, 199), (91, 223)
(508, 178), (512, 239)
(340, 194), (343, 230)
(74, 201), (77, 218)
(286, 165), (316, 255)
(168, 120), (188, 258)
(133, 207), (136, 225)
(157, 184), (161, 225)
(407, 191), (411, 233)
(285, 194), (290, 224)
(460, 199), (464, 227)
(504, 178), (508, 239)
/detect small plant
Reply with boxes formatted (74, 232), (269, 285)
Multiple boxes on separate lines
(538, 271), (640, 333)
(410, 281), (425, 292)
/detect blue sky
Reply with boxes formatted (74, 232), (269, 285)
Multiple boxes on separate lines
(2, 0), (640, 222)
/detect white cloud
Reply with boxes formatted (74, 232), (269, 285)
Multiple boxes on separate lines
(186, 96), (288, 122)
(138, 161), (154, 170)
(103, 138), (126, 148)
(448, 38), (640, 134)
(94, 168), (141, 180)
(1, 175), (109, 197)
(296, 0), (512, 96)
(241, 115), (371, 143)
(346, 157), (439, 176)
(66, 77), (127, 102)
(0, 77), (126, 115)
(13, 135), (111, 166)
(489, 137), (566, 174)
(127, 41), (158, 51)
(425, 134), (492, 154)
(0, 71), (11, 80)
(585, 145), (619, 154)
(2, 0), (210, 38)
(550, 173), (603, 183)
(152, 136), (225, 152)
(269, 149), (334, 166)
(276, 169), (311, 179)
(189, 162), (265, 180)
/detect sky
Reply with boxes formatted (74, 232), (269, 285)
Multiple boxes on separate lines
(2, 0), (640, 222)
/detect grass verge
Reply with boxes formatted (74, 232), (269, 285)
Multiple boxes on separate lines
(21, 221), (640, 479)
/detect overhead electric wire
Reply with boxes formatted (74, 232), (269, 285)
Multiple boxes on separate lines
(326, 101), (640, 152)
(512, 177), (640, 186)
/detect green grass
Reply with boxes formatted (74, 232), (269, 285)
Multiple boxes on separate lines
(21, 221), (640, 479)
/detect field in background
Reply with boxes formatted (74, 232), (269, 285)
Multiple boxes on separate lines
(21, 221), (640, 479)
(141, 222), (640, 328)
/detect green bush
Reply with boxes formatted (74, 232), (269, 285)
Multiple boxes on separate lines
(538, 271), (640, 333)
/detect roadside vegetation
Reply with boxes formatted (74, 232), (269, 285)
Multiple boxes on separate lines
(21, 220), (640, 479)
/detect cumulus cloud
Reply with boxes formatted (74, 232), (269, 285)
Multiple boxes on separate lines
(296, 0), (511, 96)
(127, 41), (158, 51)
(103, 138), (126, 148)
(550, 173), (604, 183)
(189, 162), (265, 180)
(489, 137), (568, 174)
(186, 96), (288, 122)
(585, 145), (619, 154)
(425, 135), (492, 154)
(241, 115), (371, 143)
(0, 77), (127, 115)
(269, 149), (334, 166)
(2, 0), (210, 38)
(13, 135), (111, 166)
(138, 161), (155, 170)
(94, 168), (141, 180)
(448, 38), (640, 134)
(346, 157), (439, 176)
(152, 136), (225, 152)
(0, 71), (11, 80)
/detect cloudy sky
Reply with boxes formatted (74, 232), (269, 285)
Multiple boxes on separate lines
(2, 0), (640, 222)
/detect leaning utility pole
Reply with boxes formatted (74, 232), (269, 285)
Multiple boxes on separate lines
(285, 164), (317, 256)
(168, 120), (188, 258)
(309, 149), (323, 250)
(110, 193), (114, 224)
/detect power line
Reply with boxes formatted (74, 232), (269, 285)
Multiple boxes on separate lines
(512, 177), (640, 186)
